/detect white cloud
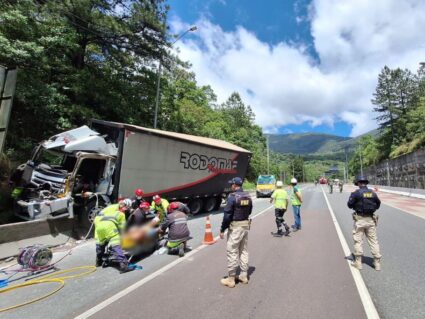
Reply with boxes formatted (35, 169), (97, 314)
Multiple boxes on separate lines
(171, 0), (425, 136)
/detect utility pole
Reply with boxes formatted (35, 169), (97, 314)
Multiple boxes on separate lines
(154, 26), (197, 128)
(344, 146), (349, 183)
(359, 147), (364, 176)
(266, 135), (270, 174)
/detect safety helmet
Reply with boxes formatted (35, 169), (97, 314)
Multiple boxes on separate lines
(153, 195), (161, 204)
(134, 188), (144, 197)
(139, 202), (150, 210)
(291, 178), (297, 184)
(276, 181), (283, 187)
(168, 201), (180, 213)
(354, 175), (369, 185)
(228, 177), (243, 186)
(119, 198), (132, 211)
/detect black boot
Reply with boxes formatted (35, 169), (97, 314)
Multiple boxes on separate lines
(178, 243), (185, 257)
(119, 262), (134, 274)
(96, 258), (102, 267)
(284, 225), (290, 236)
(271, 230), (284, 237)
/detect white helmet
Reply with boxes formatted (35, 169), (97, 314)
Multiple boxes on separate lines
(291, 178), (298, 184)
(119, 198), (132, 208)
(276, 181), (283, 187)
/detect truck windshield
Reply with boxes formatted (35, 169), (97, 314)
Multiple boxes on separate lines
(34, 148), (76, 172)
(257, 175), (276, 185)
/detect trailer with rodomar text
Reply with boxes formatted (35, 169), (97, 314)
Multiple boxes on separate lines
(11, 119), (251, 224)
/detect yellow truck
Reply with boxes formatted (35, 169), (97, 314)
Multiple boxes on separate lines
(256, 175), (276, 198)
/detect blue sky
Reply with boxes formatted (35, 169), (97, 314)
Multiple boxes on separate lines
(167, 0), (425, 137)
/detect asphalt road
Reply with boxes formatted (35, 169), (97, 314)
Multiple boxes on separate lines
(2, 184), (425, 319)
(324, 185), (425, 319)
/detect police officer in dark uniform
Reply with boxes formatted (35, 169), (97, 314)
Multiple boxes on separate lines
(220, 177), (253, 288)
(347, 176), (382, 271)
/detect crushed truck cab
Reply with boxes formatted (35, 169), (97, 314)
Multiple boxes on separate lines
(13, 126), (117, 220)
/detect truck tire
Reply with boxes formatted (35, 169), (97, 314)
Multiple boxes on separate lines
(79, 197), (106, 234)
(204, 197), (217, 213)
(188, 199), (203, 215)
(213, 196), (223, 211)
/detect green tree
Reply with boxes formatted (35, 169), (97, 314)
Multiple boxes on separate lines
(0, 0), (169, 160)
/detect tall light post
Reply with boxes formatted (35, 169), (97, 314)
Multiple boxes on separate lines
(266, 135), (270, 174)
(153, 26), (197, 129)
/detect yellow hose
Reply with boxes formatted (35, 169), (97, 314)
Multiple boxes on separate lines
(0, 266), (96, 313)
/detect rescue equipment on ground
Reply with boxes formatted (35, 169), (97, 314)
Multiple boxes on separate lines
(17, 245), (53, 270)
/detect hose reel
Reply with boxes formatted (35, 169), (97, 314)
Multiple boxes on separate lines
(17, 245), (53, 269)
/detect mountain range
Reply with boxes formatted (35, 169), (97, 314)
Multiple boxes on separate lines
(268, 129), (379, 155)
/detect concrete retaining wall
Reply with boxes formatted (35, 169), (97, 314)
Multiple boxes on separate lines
(0, 217), (76, 259)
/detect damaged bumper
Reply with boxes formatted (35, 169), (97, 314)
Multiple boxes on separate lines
(15, 196), (74, 220)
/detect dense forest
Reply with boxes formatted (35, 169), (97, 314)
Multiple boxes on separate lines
(0, 0), (281, 181)
(349, 64), (425, 174)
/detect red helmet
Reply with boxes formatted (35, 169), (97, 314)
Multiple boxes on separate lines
(134, 188), (144, 197)
(139, 202), (150, 209)
(153, 195), (161, 204)
(168, 201), (180, 213)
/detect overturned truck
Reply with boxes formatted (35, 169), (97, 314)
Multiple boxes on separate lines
(12, 120), (251, 222)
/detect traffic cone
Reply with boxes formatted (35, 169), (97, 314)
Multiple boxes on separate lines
(202, 215), (216, 245)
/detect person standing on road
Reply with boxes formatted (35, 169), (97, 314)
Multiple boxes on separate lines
(270, 181), (290, 237)
(220, 177), (253, 288)
(290, 178), (303, 231)
(347, 176), (382, 271)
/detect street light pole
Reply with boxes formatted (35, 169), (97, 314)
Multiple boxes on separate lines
(266, 135), (270, 174)
(153, 26), (197, 129)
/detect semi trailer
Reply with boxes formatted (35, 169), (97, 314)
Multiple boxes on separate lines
(12, 119), (251, 223)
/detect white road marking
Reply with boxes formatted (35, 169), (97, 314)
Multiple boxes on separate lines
(74, 204), (274, 319)
(321, 186), (380, 319)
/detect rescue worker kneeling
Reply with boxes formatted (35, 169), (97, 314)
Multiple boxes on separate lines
(94, 199), (133, 273)
(158, 201), (191, 257)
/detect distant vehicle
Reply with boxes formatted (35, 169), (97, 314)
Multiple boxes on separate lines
(319, 177), (327, 184)
(256, 175), (276, 198)
(11, 120), (252, 221)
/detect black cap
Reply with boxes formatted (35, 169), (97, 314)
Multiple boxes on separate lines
(355, 175), (369, 185)
(229, 177), (243, 186)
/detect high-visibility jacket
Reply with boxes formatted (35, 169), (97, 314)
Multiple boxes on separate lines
(94, 204), (126, 246)
(151, 199), (169, 222)
(271, 189), (288, 209)
(290, 186), (302, 206)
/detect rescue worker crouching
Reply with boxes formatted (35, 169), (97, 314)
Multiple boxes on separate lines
(159, 201), (191, 257)
(94, 199), (133, 273)
(151, 195), (169, 223)
(347, 176), (382, 271)
(270, 180), (290, 237)
(220, 177), (253, 288)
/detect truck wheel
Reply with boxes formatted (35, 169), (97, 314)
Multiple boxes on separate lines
(80, 198), (106, 232)
(188, 199), (203, 215)
(204, 197), (217, 213)
(213, 197), (223, 211)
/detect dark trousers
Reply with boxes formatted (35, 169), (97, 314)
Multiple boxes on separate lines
(96, 244), (127, 264)
(275, 208), (289, 232)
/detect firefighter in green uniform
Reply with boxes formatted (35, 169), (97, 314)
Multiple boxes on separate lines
(151, 195), (170, 223)
(94, 199), (133, 273)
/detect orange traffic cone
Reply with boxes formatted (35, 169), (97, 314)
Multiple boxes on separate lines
(202, 215), (216, 245)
